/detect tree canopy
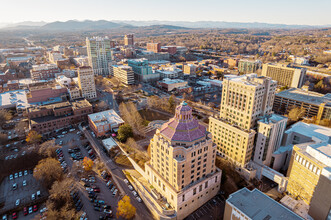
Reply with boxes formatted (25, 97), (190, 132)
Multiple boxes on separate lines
(117, 124), (133, 143)
(116, 195), (136, 219)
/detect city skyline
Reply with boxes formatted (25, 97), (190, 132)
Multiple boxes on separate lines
(1, 0), (331, 26)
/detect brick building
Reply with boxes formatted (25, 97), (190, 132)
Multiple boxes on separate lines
(88, 109), (124, 137)
(30, 64), (60, 80)
(147, 43), (161, 53)
(27, 85), (68, 104)
(28, 99), (92, 134)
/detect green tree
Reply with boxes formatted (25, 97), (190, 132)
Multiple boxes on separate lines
(117, 124), (133, 143)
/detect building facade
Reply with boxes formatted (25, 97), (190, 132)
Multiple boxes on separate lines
(128, 59), (160, 82)
(238, 60), (262, 74)
(147, 43), (161, 53)
(27, 85), (68, 104)
(28, 99), (93, 134)
(209, 74), (277, 166)
(86, 36), (113, 76)
(78, 66), (97, 99)
(88, 109), (124, 137)
(30, 64), (60, 80)
(273, 88), (331, 122)
(261, 64), (306, 88)
(124, 34), (134, 46)
(112, 65), (135, 85)
(144, 102), (222, 219)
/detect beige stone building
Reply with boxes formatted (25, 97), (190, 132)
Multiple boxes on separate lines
(112, 65), (135, 85)
(78, 66), (97, 99)
(145, 101), (222, 219)
(209, 74), (277, 166)
(261, 63), (306, 88)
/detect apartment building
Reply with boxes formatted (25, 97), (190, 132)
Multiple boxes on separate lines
(27, 85), (68, 104)
(86, 36), (113, 76)
(224, 188), (303, 220)
(28, 99), (92, 134)
(209, 74), (277, 166)
(273, 88), (331, 122)
(183, 64), (197, 77)
(30, 64), (60, 80)
(147, 43), (161, 53)
(261, 63), (306, 88)
(112, 65), (135, 85)
(124, 34), (134, 46)
(78, 66), (97, 99)
(144, 102), (222, 219)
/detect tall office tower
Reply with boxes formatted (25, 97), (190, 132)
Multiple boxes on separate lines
(124, 34), (134, 46)
(261, 63), (306, 88)
(145, 101), (222, 219)
(86, 36), (113, 76)
(209, 74), (277, 166)
(78, 66), (97, 99)
(147, 42), (161, 53)
(253, 114), (288, 167)
(112, 65), (135, 85)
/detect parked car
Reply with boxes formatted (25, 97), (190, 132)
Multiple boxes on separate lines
(128, 185), (133, 190)
(31, 193), (36, 200)
(136, 196), (142, 203)
(33, 205), (38, 212)
(14, 173), (18, 178)
(9, 174), (13, 180)
(24, 170), (28, 175)
(12, 213), (17, 219)
(29, 206), (33, 214)
(124, 179), (129, 184)
(23, 180), (26, 186)
(15, 199), (20, 206)
(13, 183), (17, 190)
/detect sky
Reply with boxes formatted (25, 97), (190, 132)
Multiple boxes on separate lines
(1, 0), (331, 25)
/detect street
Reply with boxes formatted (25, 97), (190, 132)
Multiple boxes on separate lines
(79, 125), (154, 220)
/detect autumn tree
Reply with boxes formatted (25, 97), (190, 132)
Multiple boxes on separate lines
(26, 130), (42, 145)
(0, 109), (12, 126)
(15, 120), (27, 137)
(117, 124), (133, 143)
(117, 195), (136, 219)
(96, 100), (109, 112)
(119, 102), (145, 137)
(168, 95), (176, 113)
(83, 157), (94, 171)
(34, 158), (63, 188)
(287, 107), (306, 122)
(38, 140), (60, 158)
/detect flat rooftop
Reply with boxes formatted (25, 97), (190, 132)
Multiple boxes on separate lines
(227, 188), (303, 220)
(276, 88), (331, 106)
(0, 90), (29, 110)
(28, 99), (91, 113)
(88, 109), (124, 127)
(224, 73), (276, 87)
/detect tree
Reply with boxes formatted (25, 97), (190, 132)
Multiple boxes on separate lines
(117, 195), (136, 219)
(26, 130), (42, 145)
(83, 157), (94, 171)
(97, 100), (109, 111)
(117, 124), (133, 143)
(319, 119), (331, 128)
(287, 107), (306, 122)
(38, 140), (60, 158)
(34, 158), (63, 188)
(168, 95), (176, 112)
(0, 109), (12, 127)
(15, 120), (27, 137)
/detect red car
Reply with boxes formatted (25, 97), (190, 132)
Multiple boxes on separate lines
(93, 188), (100, 193)
(24, 207), (28, 215)
(12, 212), (17, 219)
(33, 205), (38, 212)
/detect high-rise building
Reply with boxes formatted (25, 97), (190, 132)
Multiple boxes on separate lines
(224, 188), (303, 220)
(238, 60), (262, 74)
(209, 74), (277, 166)
(78, 66), (97, 99)
(253, 114), (288, 167)
(144, 101), (222, 219)
(147, 43), (161, 53)
(124, 34), (134, 46)
(127, 58), (160, 82)
(286, 123), (331, 205)
(86, 36), (113, 76)
(112, 65), (135, 85)
(261, 64), (306, 88)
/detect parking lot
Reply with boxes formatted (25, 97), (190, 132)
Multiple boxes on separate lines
(0, 169), (47, 218)
(185, 194), (225, 220)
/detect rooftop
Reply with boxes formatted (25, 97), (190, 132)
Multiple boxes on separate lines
(224, 73), (276, 87)
(88, 109), (124, 127)
(276, 88), (331, 106)
(159, 78), (186, 84)
(28, 99), (91, 113)
(102, 137), (118, 151)
(0, 90), (29, 110)
(258, 113), (287, 125)
(227, 188), (303, 220)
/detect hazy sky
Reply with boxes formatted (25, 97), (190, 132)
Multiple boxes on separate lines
(1, 0), (331, 25)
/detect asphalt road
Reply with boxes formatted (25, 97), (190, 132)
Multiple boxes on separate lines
(80, 126), (154, 220)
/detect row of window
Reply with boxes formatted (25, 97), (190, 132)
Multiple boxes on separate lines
(295, 154), (321, 175)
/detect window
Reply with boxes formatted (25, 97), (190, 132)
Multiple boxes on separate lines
(182, 194), (185, 202)
(193, 188), (196, 195)
(199, 185), (202, 192)
(205, 181), (208, 188)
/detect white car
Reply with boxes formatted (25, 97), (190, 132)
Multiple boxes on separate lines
(28, 206), (33, 214)
(15, 199), (20, 206)
(128, 185), (133, 191)
(2, 214), (7, 220)
(124, 179), (129, 184)
(23, 180), (26, 186)
(31, 193), (35, 200)
(132, 191), (138, 197)
(13, 183), (17, 190)
(9, 175), (13, 180)
(24, 170), (28, 175)
(14, 173), (18, 178)
(19, 172), (22, 177)
(37, 190), (41, 197)
(136, 196), (142, 203)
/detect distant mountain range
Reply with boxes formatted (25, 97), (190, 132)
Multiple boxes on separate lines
(0, 20), (329, 31)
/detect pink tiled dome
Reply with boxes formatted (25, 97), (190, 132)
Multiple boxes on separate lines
(159, 101), (206, 142)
